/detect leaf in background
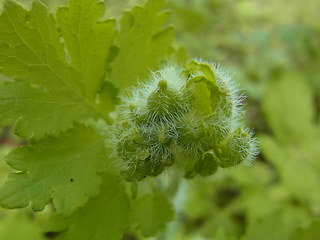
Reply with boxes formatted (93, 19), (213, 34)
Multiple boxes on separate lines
(0, 213), (45, 240)
(0, 124), (107, 217)
(131, 193), (175, 237)
(109, 0), (175, 89)
(260, 73), (320, 208)
(288, 221), (320, 240)
(262, 72), (314, 144)
(240, 212), (297, 240)
(0, 0), (116, 139)
(46, 172), (130, 240)
(260, 134), (320, 210)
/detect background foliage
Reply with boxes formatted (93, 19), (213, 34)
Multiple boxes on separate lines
(0, 0), (319, 239)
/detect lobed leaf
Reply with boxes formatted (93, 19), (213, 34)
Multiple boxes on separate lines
(46, 172), (130, 240)
(0, 124), (107, 217)
(109, 0), (175, 89)
(56, 0), (115, 99)
(0, 0), (116, 139)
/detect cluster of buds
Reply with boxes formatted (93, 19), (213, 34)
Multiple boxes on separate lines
(109, 60), (258, 181)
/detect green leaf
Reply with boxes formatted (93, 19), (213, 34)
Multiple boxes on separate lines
(0, 124), (107, 216)
(260, 73), (320, 209)
(288, 221), (320, 240)
(0, 144), (12, 184)
(262, 72), (314, 144)
(0, 0), (116, 139)
(0, 213), (45, 240)
(186, 76), (213, 115)
(46, 173), (130, 240)
(131, 193), (175, 237)
(260, 134), (320, 209)
(259, 135), (286, 168)
(56, 0), (115, 99)
(109, 0), (175, 89)
(241, 212), (296, 240)
(0, 80), (98, 139)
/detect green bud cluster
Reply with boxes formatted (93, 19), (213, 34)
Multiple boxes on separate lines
(109, 60), (258, 181)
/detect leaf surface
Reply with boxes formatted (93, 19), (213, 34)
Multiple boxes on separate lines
(0, 0), (116, 138)
(262, 73), (314, 144)
(109, 0), (174, 88)
(288, 221), (320, 240)
(46, 173), (130, 240)
(57, 0), (115, 98)
(260, 73), (320, 208)
(131, 193), (175, 237)
(0, 213), (45, 240)
(0, 124), (107, 216)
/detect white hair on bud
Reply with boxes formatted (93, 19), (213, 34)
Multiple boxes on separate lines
(108, 60), (258, 181)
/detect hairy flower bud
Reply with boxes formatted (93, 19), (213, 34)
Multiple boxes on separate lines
(108, 60), (258, 181)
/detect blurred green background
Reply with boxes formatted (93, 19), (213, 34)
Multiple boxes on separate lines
(0, 0), (320, 239)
